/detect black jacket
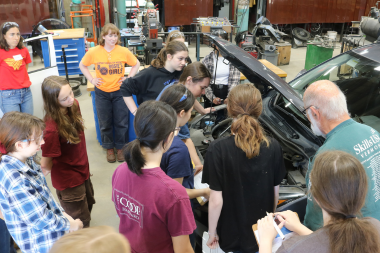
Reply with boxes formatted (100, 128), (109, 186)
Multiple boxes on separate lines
(120, 66), (183, 105)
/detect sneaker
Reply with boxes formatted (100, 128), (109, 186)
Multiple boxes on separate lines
(117, 149), (124, 162)
(107, 149), (116, 163)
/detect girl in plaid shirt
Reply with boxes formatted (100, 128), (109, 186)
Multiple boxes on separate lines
(0, 112), (83, 253)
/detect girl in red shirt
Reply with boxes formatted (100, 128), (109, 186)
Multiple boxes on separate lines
(0, 22), (33, 115)
(40, 76), (95, 228)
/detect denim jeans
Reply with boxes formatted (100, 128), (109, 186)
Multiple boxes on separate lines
(95, 87), (129, 149)
(0, 87), (33, 115)
(0, 219), (17, 253)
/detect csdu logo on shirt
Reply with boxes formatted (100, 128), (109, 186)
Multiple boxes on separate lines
(97, 62), (124, 75)
(113, 188), (144, 228)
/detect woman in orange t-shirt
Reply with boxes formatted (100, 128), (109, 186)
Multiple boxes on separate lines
(80, 23), (140, 163)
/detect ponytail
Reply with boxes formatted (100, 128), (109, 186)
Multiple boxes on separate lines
(123, 139), (146, 175)
(327, 218), (380, 253)
(228, 83), (269, 158)
(122, 101), (177, 175)
(151, 41), (188, 69)
(311, 151), (380, 253)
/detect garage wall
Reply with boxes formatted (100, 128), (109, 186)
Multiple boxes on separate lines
(266, 0), (379, 24)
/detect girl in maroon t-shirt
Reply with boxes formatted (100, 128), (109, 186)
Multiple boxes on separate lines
(0, 22), (33, 115)
(40, 76), (95, 228)
(112, 100), (196, 253)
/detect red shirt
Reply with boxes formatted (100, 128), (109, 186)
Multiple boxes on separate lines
(41, 100), (90, 191)
(112, 164), (196, 253)
(0, 47), (32, 90)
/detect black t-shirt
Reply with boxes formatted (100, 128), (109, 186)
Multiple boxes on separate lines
(202, 136), (286, 253)
(120, 66), (183, 105)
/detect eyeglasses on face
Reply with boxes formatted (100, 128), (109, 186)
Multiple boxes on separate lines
(22, 133), (44, 144)
(302, 105), (318, 116)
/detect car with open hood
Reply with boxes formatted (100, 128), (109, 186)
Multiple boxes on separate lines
(190, 35), (380, 251)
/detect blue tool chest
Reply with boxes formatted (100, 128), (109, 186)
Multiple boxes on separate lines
(41, 30), (85, 77)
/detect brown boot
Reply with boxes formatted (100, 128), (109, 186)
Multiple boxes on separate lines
(117, 149), (124, 162)
(107, 149), (116, 163)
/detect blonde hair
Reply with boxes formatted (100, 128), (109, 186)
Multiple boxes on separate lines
(167, 30), (185, 43)
(228, 83), (269, 158)
(49, 226), (131, 253)
(98, 23), (121, 46)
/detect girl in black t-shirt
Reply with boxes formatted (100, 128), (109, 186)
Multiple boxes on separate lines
(202, 83), (286, 253)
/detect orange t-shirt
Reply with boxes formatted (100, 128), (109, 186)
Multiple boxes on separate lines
(81, 45), (138, 92)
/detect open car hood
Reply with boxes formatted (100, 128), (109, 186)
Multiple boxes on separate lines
(206, 34), (304, 112)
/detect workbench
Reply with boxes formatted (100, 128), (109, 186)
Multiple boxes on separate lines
(240, 59), (288, 81)
(41, 28), (86, 77)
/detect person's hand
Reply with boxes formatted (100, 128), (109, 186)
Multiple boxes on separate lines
(258, 213), (285, 245)
(63, 212), (74, 222)
(203, 107), (216, 115)
(212, 97), (222, 105)
(276, 210), (303, 233)
(206, 232), (219, 249)
(203, 187), (211, 200)
(41, 167), (51, 176)
(224, 98), (228, 104)
(69, 219), (83, 233)
(194, 165), (203, 175)
(91, 77), (104, 87)
(118, 76), (127, 85)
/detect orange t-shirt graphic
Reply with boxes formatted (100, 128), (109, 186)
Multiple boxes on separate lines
(81, 45), (138, 92)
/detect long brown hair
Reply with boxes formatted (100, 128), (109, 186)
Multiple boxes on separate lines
(49, 226), (130, 253)
(151, 41), (188, 68)
(0, 22), (24, 51)
(41, 76), (84, 144)
(0, 111), (45, 157)
(178, 62), (211, 84)
(311, 151), (380, 253)
(98, 23), (121, 46)
(227, 83), (269, 158)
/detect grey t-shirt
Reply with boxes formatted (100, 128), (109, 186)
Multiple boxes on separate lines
(276, 217), (380, 253)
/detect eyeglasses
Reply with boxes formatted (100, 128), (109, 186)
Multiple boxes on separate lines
(170, 32), (184, 38)
(179, 88), (188, 102)
(302, 105), (318, 116)
(3, 22), (19, 28)
(22, 133), (44, 144)
(174, 127), (181, 136)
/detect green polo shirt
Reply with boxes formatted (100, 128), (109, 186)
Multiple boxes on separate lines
(304, 119), (380, 231)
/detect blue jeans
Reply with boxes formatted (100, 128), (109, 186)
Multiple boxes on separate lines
(0, 219), (16, 253)
(0, 87), (33, 115)
(94, 87), (129, 149)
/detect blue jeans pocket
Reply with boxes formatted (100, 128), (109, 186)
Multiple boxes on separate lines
(1, 90), (16, 98)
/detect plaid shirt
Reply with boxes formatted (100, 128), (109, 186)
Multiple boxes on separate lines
(202, 51), (241, 101)
(0, 155), (70, 253)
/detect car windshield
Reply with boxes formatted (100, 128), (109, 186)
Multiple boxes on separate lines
(289, 50), (380, 133)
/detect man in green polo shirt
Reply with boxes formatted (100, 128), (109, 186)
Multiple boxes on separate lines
(303, 80), (380, 231)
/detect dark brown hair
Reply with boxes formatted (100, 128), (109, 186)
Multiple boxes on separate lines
(311, 151), (380, 253)
(227, 83), (269, 158)
(123, 100), (177, 175)
(98, 23), (121, 46)
(178, 62), (211, 84)
(42, 76), (84, 144)
(159, 84), (195, 113)
(0, 22), (24, 51)
(50, 226), (130, 253)
(151, 41), (188, 68)
(0, 111), (45, 156)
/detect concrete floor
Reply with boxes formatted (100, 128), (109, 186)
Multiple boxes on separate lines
(40, 40), (344, 232)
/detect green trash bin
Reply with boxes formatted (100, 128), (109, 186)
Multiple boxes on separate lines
(304, 43), (334, 71)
